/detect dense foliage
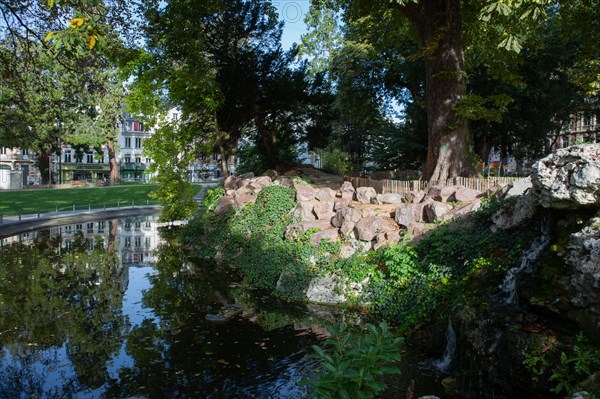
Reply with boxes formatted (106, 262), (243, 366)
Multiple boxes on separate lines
(308, 322), (402, 399)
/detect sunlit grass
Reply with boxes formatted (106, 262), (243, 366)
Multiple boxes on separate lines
(0, 184), (173, 215)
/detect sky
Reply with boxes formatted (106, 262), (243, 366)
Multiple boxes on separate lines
(274, 1), (311, 50)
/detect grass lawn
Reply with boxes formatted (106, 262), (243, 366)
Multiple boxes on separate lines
(0, 184), (190, 215)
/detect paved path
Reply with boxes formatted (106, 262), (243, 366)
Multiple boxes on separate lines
(193, 182), (220, 209)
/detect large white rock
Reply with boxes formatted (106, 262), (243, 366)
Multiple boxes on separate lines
(532, 144), (600, 209)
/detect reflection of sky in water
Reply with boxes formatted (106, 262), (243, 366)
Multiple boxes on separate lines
(0, 217), (326, 399)
(107, 266), (157, 382)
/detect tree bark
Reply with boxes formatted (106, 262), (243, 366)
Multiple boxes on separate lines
(107, 138), (119, 184)
(401, 0), (475, 181)
(219, 144), (229, 178)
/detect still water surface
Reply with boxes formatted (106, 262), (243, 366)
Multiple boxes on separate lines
(0, 216), (447, 398)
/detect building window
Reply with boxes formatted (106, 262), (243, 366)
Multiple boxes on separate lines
(22, 149), (29, 155)
(562, 136), (570, 148)
(135, 157), (141, 164)
(124, 155), (131, 163)
(87, 153), (94, 163)
(125, 137), (131, 148)
(584, 114), (592, 127)
(0, 147), (6, 155)
(135, 138), (142, 148)
(146, 158), (151, 164)
(64, 152), (72, 163)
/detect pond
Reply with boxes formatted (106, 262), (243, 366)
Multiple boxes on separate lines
(0, 216), (448, 399)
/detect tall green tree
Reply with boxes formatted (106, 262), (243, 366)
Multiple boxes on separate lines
(303, 0), (563, 181)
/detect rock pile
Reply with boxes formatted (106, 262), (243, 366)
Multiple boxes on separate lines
(217, 173), (488, 255)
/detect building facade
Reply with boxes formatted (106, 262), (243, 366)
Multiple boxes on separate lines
(0, 147), (35, 189)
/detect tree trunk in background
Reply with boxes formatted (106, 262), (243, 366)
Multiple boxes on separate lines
(219, 144), (229, 178)
(402, 0), (475, 181)
(107, 138), (119, 184)
(38, 148), (50, 185)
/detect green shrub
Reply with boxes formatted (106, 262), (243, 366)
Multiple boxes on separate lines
(308, 322), (402, 399)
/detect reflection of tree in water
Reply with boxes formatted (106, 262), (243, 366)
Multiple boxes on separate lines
(106, 237), (322, 399)
(0, 229), (128, 397)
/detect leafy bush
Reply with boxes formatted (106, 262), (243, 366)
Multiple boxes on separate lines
(308, 322), (402, 399)
(202, 186), (225, 211)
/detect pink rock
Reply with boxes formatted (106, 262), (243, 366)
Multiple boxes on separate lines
(315, 188), (337, 202)
(427, 185), (459, 202)
(334, 198), (350, 211)
(314, 201), (336, 221)
(332, 206), (362, 227)
(295, 184), (317, 202)
(453, 187), (481, 202)
(310, 228), (340, 244)
(405, 190), (426, 204)
(354, 216), (398, 242)
(273, 177), (294, 188)
(424, 202), (451, 223)
(285, 220), (332, 240)
(451, 199), (482, 218)
(356, 187), (377, 204)
(224, 176), (242, 190)
(234, 192), (257, 208)
(215, 196), (234, 215)
(395, 203), (427, 227)
(340, 181), (356, 200)
(291, 201), (317, 221)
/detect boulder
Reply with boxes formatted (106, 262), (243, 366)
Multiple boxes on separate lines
(491, 191), (538, 230)
(291, 200), (317, 221)
(503, 177), (532, 198)
(354, 216), (398, 242)
(356, 187), (377, 204)
(248, 176), (272, 189)
(313, 201), (336, 221)
(332, 206), (362, 228)
(450, 199), (482, 219)
(406, 222), (435, 238)
(566, 216), (600, 312)
(532, 143), (600, 209)
(234, 192), (257, 208)
(373, 230), (402, 251)
(376, 193), (404, 205)
(310, 228), (340, 244)
(285, 220), (332, 240)
(424, 202), (451, 223)
(306, 275), (346, 304)
(215, 196), (234, 215)
(405, 190), (426, 204)
(315, 187), (337, 202)
(334, 198), (350, 211)
(295, 183), (317, 202)
(340, 181), (356, 200)
(234, 185), (254, 196)
(427, 185), (458, 202)
(453, 187), (481, 202)
(395, 203), (427, 227)
(273, 177), (295, 188)
(224, 176), (242, 190)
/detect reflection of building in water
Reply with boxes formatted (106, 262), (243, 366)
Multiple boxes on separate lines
(118, 216), (161, 266)
(1, 216), (162, 266)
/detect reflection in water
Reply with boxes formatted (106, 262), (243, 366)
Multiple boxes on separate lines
(0, 216), (324, 399)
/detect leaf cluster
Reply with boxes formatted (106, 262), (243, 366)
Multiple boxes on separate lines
(308, 322), (402, 399)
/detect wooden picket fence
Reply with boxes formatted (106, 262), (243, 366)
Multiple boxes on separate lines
(344, 175), (528, 195)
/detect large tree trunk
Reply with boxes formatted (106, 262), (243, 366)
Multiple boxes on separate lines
(401, 0), (475, 181)
(107, 138), (119, 184)
(218, 144), (229, 178)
